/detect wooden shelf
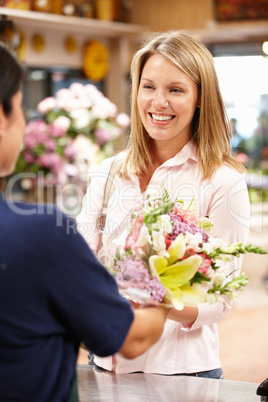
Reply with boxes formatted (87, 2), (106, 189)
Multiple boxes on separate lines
(192, 20), (268, 45)
(0, 7), (148, 38)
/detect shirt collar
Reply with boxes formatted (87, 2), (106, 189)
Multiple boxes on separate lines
(161, 140), (198, 168)
(0, 190), (5, 200)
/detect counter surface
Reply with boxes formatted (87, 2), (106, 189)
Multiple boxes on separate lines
(77, 364), (260, 402)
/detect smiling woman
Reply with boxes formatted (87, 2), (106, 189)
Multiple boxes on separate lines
(76, 30), (251, 377)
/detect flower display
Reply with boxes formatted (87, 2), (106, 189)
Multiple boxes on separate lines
(15, 119), (76, 182)
(101, 189), (267, 310)
(15, 82), (130, 186)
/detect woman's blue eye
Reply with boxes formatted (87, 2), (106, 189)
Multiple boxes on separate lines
(171, 88), (181, 93)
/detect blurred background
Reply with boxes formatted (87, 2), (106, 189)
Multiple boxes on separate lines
(0, 0), (268, 383)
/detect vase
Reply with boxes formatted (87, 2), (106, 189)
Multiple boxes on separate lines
(51, 0), (63, 14)
(95, 0), (114, 21)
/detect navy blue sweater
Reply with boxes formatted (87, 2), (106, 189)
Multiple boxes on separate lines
(0, 199), (133, 401)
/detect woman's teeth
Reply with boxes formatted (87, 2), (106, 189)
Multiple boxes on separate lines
(151, 114), (173, 121)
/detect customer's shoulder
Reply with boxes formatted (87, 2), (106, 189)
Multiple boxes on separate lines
(1, 200), (67, 230)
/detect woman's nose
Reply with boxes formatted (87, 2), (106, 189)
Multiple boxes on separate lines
(152, 91), (169, 109)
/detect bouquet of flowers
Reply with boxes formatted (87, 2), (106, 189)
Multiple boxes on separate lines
(102, 189), (267, 310)
(15, 82), (130, 187)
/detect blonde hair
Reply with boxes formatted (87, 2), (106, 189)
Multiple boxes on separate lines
(120, 30), (245, 181)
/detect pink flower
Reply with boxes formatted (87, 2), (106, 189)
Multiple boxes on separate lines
(56, 97), (81, 112)
(84, 84), (104, 102)
(92, 98), (117, 119)
(23, 150), (36, 164)
(172, 204), (198, 224)
(164, 232), (172, 249)
(69, 82), (85, 97)
(64, 143), (77, 159)
(49, 126), (65, 139)
(50, 116), (71, 137)
(37, 97), (56, 115)
(24, 133), (37, 149)
(38, 153), (63, 173)
(25, 119), (47, 136)
(23, 120), (50, 149)
(116, 113), (130, 128)
(235, 153), (249, 165)
(44, 138), (57, 152)
(198, 253), (212, 274)
(125, 214), (144, 250)
(56, 88), (73, 100)
(94, 128), (112, 146)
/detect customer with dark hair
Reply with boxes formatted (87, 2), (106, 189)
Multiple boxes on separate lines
(0, 43), (168, 402)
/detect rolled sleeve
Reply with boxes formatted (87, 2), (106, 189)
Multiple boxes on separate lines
(182, 300), (232, 332)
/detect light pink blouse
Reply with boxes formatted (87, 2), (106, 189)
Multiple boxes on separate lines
(77, 140), (251, 374)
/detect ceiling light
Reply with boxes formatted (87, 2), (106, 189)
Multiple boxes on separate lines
(262, 41), (268, 55)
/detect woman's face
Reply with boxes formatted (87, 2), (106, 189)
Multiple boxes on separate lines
(137, 54), (199, 151)
(0, 91), (25, 177)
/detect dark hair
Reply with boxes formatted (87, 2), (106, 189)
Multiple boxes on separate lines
(0, 42), (25, 116)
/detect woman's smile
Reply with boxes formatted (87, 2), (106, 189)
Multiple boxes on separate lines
(149, 113), (175, 123)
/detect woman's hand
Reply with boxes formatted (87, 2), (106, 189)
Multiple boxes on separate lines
(167, 305), (198, 327)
